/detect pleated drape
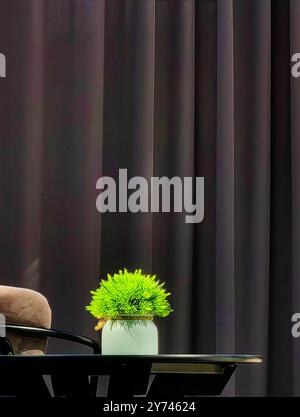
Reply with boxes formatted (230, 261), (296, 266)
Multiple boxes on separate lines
(291, 0), (300, 398)
(1, 0), (300, 396)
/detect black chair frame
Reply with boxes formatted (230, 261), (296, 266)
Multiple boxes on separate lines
(0, 324), (101, 354)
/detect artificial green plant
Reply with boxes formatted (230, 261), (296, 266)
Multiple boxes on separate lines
(86, 268), (172, 330)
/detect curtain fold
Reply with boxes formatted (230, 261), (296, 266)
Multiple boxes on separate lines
(233, 0), (271, 397)
(0, 0), (299, 396)
(39, 0), (104, 339)
(291, 0), (300, 398)
(101, 0), (155, 275)
(152, 0), (195, 355)
(268, 0), (293, 396)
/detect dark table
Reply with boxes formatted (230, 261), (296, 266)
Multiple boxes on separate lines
(0, 354), (262, 398)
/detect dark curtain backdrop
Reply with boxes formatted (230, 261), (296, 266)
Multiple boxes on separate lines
(0, 0), (299, 396)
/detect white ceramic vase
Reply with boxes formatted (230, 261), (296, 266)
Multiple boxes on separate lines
(101, 316), (158, 355)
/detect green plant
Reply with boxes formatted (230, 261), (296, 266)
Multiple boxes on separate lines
(86, 268), (172, 329)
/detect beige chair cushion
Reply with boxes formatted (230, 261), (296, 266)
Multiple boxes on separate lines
(0, 286), (52, 354)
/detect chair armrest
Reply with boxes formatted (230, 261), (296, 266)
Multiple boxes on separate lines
(1, 324), (101, 354)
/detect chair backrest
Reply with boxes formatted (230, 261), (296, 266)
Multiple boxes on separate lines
(0, 286), (100, 355)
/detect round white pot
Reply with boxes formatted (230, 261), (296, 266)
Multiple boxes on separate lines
(101, 317), (158, 355)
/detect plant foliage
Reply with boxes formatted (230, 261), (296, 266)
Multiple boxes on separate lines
(86, 269), (172, 319)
